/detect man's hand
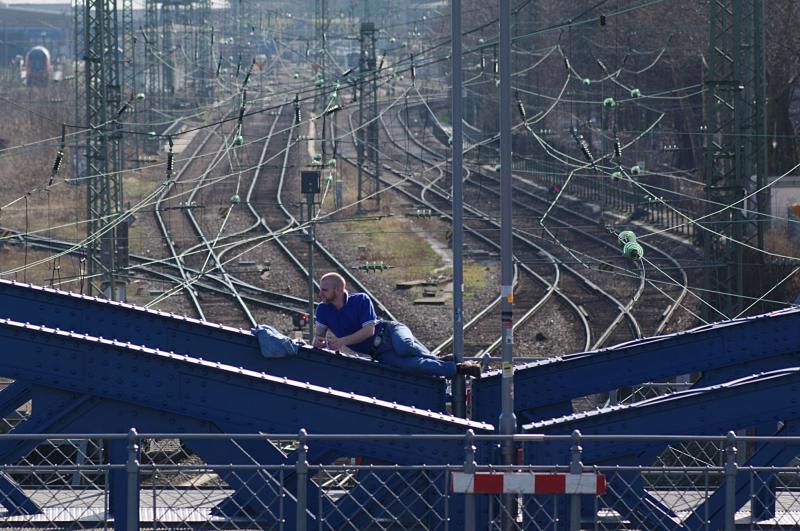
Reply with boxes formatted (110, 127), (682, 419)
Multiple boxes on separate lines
(312, 336), (327, 349)
(327, 337), (345, 351)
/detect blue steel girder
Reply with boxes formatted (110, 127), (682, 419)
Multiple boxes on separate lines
(473, 306), (800, 425)
(0, 319), (491, 528)
(0, 317), (491, 464)
(522, 368), (800, 465)
(0, 279), (445, 411)
(522, 371), (800, 531)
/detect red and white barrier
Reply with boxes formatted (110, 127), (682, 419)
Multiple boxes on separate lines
(451, 472), (606, 495)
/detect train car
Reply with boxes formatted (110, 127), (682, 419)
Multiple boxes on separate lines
(25, 46), (51, 86)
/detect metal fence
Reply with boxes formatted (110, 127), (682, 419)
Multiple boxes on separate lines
(510, 157), (700, 241)
(0, 431), (798, 529)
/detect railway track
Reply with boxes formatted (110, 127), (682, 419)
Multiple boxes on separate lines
(396, 98), (696, 344)
(331, 102), (590, 358)
(145, 87), (395, 330)
(373, 101), (640, 355)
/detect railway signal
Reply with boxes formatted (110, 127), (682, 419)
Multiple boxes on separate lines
(292, 312), (309, 330)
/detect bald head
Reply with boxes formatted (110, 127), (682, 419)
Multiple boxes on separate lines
(319, 272), (347, 307)
(320, 272), (345, 290)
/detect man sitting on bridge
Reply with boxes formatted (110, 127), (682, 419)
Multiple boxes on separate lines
(312, 272), (481, 378)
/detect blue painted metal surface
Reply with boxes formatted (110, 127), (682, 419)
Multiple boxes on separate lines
(0, 317), (491, 528)
(473, 306), (800, 425)
(524, 368), (800, 462)
(0, 279), (446, 411)
(2, 279), (800, 528)
(0, 317), (491, 455)
(522, 369), (800, 530)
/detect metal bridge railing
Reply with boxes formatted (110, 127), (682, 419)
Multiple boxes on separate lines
(0, 431), (798, 529)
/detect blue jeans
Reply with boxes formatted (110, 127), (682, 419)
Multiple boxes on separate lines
(374, 322), (456, 378)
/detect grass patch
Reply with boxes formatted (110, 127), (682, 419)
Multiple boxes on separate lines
(442, 263), (490, 299)
(335, 216), (443, 281)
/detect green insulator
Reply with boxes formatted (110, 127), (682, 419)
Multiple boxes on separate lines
(401, 41), (408, 47)
(448, 136), (453, 146)
(398, 75), (404, 80)
(312, 154), (322, 163)
(630, 165), (641, 175)
(494, 164), (501, 172)
(135, 93), (145, 101)
(325, 173), (334, 182)
(582, 78), (591, 86)
(230, 194), (241, 205)
(233, 135), (244, 146)
(479, 38), (485, 44)
(293, 73), (299, 79)
(611, 171), (623, 181)
(148, 131), (157, 138)
(390, 37), (396, 44)
(630, 88), (641, 98)
(603, 97), (616, 108)
(623, 241), (644, 260)
(327, 159), (336, 167)
(618, 230), (637, 245)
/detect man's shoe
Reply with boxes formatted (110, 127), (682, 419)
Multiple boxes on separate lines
(456, 361), (482, 378)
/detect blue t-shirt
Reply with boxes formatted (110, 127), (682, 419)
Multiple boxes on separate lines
(315, 292), (378, 355)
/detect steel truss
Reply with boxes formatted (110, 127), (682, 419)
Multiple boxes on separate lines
(702, 0), (767, 320)
(79, 0), (125, 300)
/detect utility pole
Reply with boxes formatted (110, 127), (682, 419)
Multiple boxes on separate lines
(195, 0), (213, 103)
(144, 0), (159, 151)
(121, 0), (135, 163)
(499, 0), (516, 527)
(80, 0), (126, 300)
(451, 0), (466, 418)
(356, 21), (379, 212)
(161, 2), (175, 108)
(702, 0), (767, 320)
(317, 0), (327, 171)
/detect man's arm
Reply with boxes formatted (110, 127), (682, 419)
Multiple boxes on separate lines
(312, 323), (329, 349)
(328, 323), (375, 351)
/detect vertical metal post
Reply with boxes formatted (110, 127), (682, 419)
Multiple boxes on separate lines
(463, 430), (476, 531)
(356, 24), (367, 213)
(724, 431), (738, 531)
(121, 0), (135, 163)
(451, 0), (466, 418)
(753, 0), (768, 262)
(499, 0), (516, 527)
(321, 111), (327, 174)
(126, 428), (140, 530)
(369, 27), (380, 210)
(296, 429), (309, 531)
(307, 193), (315, 338)
(702, 0), (767, 320)
(82, 0), (125, 301)
(569, 430), (583, 531)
